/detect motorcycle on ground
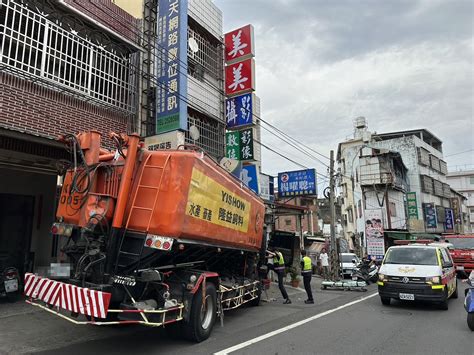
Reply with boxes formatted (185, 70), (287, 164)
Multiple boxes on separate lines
(465, 278), (474, 331)
(351, 258), (378, 284)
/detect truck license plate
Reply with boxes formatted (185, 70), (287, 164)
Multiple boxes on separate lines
(4, 279), (18, 293)
(456, 266), (464, 270)
(399, 293), (414, 301)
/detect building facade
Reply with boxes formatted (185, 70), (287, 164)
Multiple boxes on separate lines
(0, 0), (141, 272)
(143, 0), (226, 160)
(337, 118), (463, 257)
(274, 196), (318, 237)
(447, 170), (474, 233)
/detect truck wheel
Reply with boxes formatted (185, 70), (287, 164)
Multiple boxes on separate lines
(467, 313), (474, 331)
(248, 283), (262, 307)
(380, 297), (391, 306)
(183, 282), (217, 342)
(451, 281), (458, 299)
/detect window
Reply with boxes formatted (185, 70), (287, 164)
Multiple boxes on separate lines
(357, 200), (362, 218)
(389, 202), (397, 217)
(348, 208), (354, 223)
(285, 219), (292, 226)
(470, 176), (474, 185)
(384, 248), (438, 266)
(1, 0), (137, 112)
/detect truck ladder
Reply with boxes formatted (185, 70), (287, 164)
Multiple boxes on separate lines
(114, 153), (171, 273)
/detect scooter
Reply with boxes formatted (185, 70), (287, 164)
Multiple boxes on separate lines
(0, 266), (21, 302)
(351, 259), (378, 284)
(465, 278), (474, 331)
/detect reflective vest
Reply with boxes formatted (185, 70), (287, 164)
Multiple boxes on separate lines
(302, 256), (312, 272)
(274, 251), (285, 267)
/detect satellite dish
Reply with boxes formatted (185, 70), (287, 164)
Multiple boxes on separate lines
(188, 37), (199, 54)
(189, 125), (200, 141)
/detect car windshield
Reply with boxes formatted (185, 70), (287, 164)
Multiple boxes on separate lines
(448, 238), (474, 250)
(341, 255), (357, 263)
(384, 248), (438, 266)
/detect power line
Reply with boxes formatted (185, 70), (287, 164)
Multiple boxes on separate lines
(444, 149), (474, 158)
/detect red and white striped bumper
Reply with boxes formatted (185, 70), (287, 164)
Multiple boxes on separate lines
(24, 273), (111, 319)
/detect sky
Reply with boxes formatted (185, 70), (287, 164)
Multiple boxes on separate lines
(215, 0), (473, 192)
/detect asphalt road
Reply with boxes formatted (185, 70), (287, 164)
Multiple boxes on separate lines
(1, 281), (472, 354)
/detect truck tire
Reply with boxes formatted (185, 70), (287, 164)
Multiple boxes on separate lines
(183, 282), (217, 343)
(380, 297), (391, 306)
(248, 283), (262, 307)
(467, 313), (474, 331)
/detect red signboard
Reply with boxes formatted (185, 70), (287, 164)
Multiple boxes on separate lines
(224, 24), (255, 64)
(225, 58), (255, 96)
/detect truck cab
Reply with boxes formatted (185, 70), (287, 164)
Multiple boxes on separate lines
(445, 235), (474, 277)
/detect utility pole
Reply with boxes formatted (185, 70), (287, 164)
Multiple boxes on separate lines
(329, 150), (340, 280)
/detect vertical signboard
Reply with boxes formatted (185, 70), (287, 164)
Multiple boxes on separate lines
(445, 208), (454, 232)
(406, 192), (418, 219)
(365, 209), (385, 260)
(225, 58), (255, 97)
(225, 93), (254, 129)
(156, 0), (188, 134)
(424, 203), (437, 228)
(225, 129), (254, 161)
(451, 197), (461, 224)
(224, 24), (255, 63)
(240, 164), (259, 194)
(278, 169), (317, 197)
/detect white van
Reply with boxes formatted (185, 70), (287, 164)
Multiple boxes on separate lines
(377, 245), (458, 310)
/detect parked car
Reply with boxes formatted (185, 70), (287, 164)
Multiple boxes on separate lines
(340, 253), (360, 278)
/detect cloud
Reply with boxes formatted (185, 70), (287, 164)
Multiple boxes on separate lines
(215, 0), (473, 181)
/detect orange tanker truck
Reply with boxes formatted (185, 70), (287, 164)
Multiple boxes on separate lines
(24, 131), (266, 342)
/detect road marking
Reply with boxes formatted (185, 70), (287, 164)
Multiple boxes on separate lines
(214, 292), (378, 355)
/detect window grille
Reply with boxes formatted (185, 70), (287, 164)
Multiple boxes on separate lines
(187, 21), (223, 83)
(0, 0), (137, 113)
(429, 155), (440, 172)
(185, 109), (225, 159)
(417, 147), (430, 166)
(420, 175), (434, 194)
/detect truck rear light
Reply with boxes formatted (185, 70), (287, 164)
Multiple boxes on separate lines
(51, 223), (73, 236)
(144, 235), (174, 251)
(51, 223), (59, 234)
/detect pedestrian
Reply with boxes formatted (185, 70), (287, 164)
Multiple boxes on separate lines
(319, 248), (329, 280)
(301, 250), (314, 304)
(266, 248), (291, 304)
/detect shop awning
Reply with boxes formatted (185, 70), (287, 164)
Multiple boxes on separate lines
(385, 231), (410, 240)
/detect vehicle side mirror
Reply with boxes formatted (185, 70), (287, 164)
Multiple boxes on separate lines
(352, 259), (357, 264)
(443, 262), (453, 268)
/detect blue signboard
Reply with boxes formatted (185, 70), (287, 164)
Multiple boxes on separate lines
(424, 203), (437, 228)
(225, 93), (253, 129)
(156, 0), (188, 134)
(445, 208), (454, 231)
(278, 169), (316, 197)
(240, 164), (259, 194)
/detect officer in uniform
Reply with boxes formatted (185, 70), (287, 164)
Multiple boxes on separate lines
(267, 248), (291, 304)
(301, 250), (314, 304)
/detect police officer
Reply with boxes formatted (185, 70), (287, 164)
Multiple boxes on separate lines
(301, 250), (314, 304)
(267, 248), (291, 304)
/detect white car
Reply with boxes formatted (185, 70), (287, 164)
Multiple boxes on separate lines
(340, 253), (360, 278)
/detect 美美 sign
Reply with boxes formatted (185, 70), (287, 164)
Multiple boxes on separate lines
(225, 58), (255, 97)
(278, 169), (316, 197)
(224, 24), (255, 64)
(156, 0), (188, 134)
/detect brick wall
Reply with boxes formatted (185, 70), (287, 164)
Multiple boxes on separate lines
(0, 72), (131, 148)
(63, 0), (140, 44)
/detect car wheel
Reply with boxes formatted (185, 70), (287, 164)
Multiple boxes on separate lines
(451, 280), (458, 299)
(439, 290), (449, 310)
(380, 297), (391, 306)
(467, 313), (474, 331)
